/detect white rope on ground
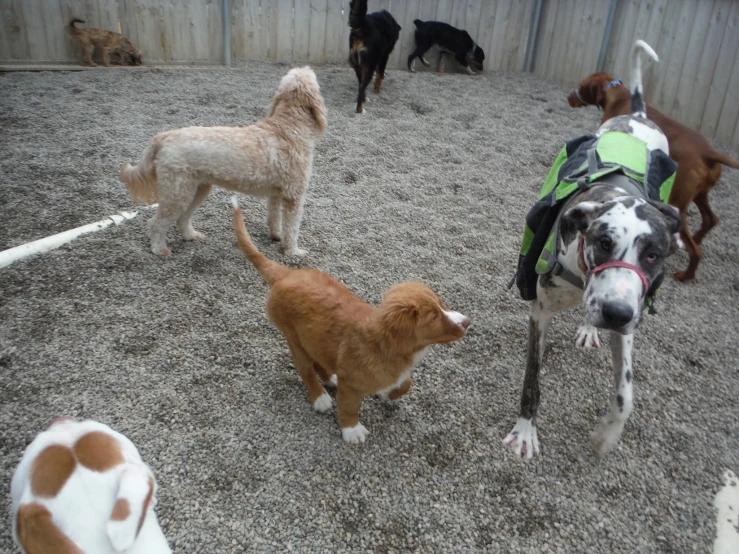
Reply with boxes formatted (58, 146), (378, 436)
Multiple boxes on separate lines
(0, 207), (154, 270)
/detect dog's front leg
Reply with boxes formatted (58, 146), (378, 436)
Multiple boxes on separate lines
(337, 386), (368, 444)
(281, 195), (308, 256)
(591, 332), (634, 456)
(267, 194), (283, 241)
(504, 301), (552, 459)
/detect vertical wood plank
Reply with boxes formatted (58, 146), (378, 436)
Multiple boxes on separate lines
(323, 0), (345, 63)
(307, 0), (328, 63)
(715, 44), (739, 145)
(671, 0), (716, 123)
(208, 0), (223, 62)
(653, 0), (697, 112)
(488, 1), (514, 72)
(686, 0), (731, 130)
(475, 0), (497, 73)
(275, 0), (293, 61)
(293, 0), (310, 61)
(604, 0), (638, 78)
(640, 0), (669, 93)
(532, 0), (559, 76)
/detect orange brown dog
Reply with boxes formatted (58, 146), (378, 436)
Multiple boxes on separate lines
(231, 197), (471, 444)
(568, 72), (739, 282)
(67, 18), (142, 67)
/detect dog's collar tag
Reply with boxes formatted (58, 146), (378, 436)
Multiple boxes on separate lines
(578, 235), (649, 297)
(605, 78), (623, 89)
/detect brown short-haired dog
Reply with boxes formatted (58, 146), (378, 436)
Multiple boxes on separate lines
(231, 197), (471, 444)
(67, 18), (142, 67)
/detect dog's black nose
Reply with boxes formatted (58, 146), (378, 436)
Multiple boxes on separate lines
(601, 301), (634, 328)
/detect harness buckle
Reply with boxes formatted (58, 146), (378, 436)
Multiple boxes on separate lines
(551, 261), (563, 276)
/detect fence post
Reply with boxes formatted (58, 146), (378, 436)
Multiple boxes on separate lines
(524, 0), (544, 72)
(223, 0), (231, 66)
(596, 0), (619, 72)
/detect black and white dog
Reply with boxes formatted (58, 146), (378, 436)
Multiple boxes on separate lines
(407, 20), (484, 74)
(504, 40), (683, 459)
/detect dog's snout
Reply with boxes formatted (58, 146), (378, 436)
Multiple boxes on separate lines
(601, 301), (634, 329)
(443, 310), (471, 330)
(460, 316), (471, 330)
(48, 416), (75, 429)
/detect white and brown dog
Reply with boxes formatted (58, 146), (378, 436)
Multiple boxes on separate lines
(232, 197), (471, 444)
(11, 418), (170, 554)
(121, 66), (327, 257)
(504, 41), (683, 459)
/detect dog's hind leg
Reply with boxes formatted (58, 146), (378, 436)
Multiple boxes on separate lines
(692, 191), (720, 246)
(102, 47), (112, 67)
(287, 342), (332, 414)
(591, 332), (634, 456)
(82, 44), (96, 66)
(281, 195), (307, 256)
(177, 184), (212, 241)
(675, 210), (701, 282)
(148, 207), (176, 256)
(267, 193), (283, 241)
(374, 54), (390, 94)
(504, 300), (552, 459)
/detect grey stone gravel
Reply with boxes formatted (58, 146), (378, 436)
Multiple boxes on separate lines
(0, 62), (737, 553)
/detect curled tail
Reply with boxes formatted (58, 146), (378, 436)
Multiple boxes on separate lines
(630, 39), (659, 117)
(69, 18), (85, 31)
(413, 19), (423, 27)
(349, 0), (367, 29)
(231, 197), (289, 286)
(120, 139), (161, 205)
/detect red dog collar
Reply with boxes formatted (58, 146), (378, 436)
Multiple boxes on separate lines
(578, 236), (649, 297)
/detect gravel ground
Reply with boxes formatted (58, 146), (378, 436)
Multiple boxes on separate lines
(1, 62), (738, 553)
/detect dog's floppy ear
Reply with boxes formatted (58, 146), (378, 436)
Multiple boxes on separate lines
(562, 201), (601, 234)
(380, 299), (419, 350)
(301, 82), (327, 135)
(647, 199), (684, 253)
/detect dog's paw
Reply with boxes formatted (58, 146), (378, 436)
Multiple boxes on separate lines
(590, 416), (625, 457)
(420, 56), (430, 67)
(503, 417), (540, 459)
(674, 270), (695, 283)
(341, 423), (369, 444)
(575, 324), (600, 349)
(323, 374), (338, 388)
(182, 230), (205, 241)
(269, 232), (282, 242)
(312, 392), (333, 414)
(286, 247), (308, 257)
(153, 247), (172, 257)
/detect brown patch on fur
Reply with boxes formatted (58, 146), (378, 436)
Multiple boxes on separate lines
(374, 74), (384, 94)
(111, 498), (131, 521)
(30, 445), (76, 498)
(67, 18), (142, 67)
(73, 431), (124, 472)
(136, 477), (155, 535)
(233, 208), (469, 437)
(570, 71), (739, 282)
(17, 503), (84, 554)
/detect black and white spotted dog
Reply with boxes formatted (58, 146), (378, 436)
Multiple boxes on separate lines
(504, 40), (683, 459)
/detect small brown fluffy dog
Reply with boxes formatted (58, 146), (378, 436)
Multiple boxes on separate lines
(231, 197), (471, 444)
(68, 18), (142, 67)
(121, 67), (326, 257)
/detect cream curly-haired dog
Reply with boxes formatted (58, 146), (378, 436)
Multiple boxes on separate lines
(120, 66), (327, 256)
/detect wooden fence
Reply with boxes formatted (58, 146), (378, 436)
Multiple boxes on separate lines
(0, 0), (737, 149)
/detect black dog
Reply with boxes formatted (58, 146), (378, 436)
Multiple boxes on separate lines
(408, 20), (484, 74)
(348, 0), (401, 113)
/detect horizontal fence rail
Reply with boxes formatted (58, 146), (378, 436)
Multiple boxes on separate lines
(0, 0), (737, 149)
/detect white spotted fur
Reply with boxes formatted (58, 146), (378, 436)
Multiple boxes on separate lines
(11, 419), (170, 554)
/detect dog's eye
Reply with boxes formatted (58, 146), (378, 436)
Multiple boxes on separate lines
(646, 252), (658, 262)
(599, 238), (612, 252)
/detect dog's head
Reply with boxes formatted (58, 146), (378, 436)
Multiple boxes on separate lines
(469, 45), (485, 72)
(270, 66), (327, 135)
(127, 48), (143, 66)
(379, 282), (471, 351)
(567, 72), (615, 109)
(563, 197), (682, 334)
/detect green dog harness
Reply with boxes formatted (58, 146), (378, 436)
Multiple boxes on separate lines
(511, 131), (676, 305)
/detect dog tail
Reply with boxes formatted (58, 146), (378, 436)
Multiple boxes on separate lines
(69, 18), (84, 30)
(231, 197), (289, 286)
(348, 0), (367, 29)
(630, 39), (658, 117)
(707, 151), (739, 170)
(120, 139), (161, 205)
(413, 19), (424, 27)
